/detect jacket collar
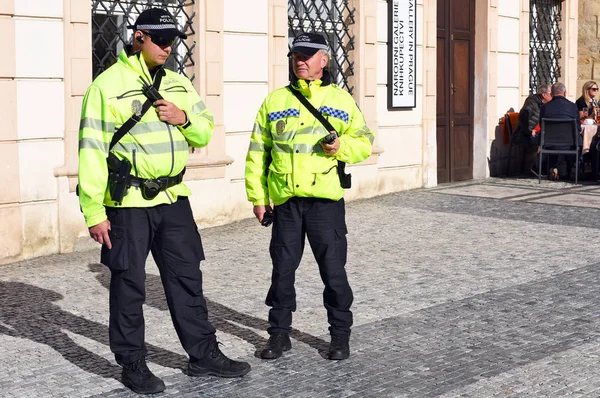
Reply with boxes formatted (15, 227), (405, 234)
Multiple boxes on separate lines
(291, 69), (332, 96)
(536, 93), (544, 105)
(550, 95), (569, 103)
(117, 48), (164, 82)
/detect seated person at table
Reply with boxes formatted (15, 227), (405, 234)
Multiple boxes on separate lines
(517, 84), (552, 176)
(575, 80), (598, 119)
(518, 84), (552, 139)
(538, 82), (581, 180)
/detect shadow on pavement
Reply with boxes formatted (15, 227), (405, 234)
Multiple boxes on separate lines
(88, 263), (329, 358)
(0, 281), (121, 381)
(0, 279), (192, 380)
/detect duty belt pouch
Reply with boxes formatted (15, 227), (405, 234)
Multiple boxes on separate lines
(337, 162), (351, 189)
(140, 179), (162, 200)
(108, 153), (132, 204)
(288, 86), (352, 189)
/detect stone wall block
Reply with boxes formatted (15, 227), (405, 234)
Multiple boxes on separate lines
(578, 2), (599, 81)
(0, 16), (16, 77)
(0, 205), (23, 264)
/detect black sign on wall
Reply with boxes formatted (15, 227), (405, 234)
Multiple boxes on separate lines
(388, 0), (417, 109)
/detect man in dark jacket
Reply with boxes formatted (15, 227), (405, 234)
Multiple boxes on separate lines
(538, 82), (581, 180)
(518, 84), (552, 137)
(516, 84), (551, 177)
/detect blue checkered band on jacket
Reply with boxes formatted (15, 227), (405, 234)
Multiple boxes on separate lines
(268, 108), (300, 121)
(319, 106), (349, 123)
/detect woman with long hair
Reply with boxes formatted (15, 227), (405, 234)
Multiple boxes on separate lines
(576, 80), (598, 118)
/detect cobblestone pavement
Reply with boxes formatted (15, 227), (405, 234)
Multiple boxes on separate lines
(3, 177), (600, 397)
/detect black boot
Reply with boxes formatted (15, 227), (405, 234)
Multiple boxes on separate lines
(121, 358), (166, 395)
(260, 333), (292, 359)
(328, 334), (350, 360)
(187, 344), (251, 378)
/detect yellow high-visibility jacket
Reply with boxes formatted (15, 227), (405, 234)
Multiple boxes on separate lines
(245, 73), (374, 206)
(78, 49), (213, 228)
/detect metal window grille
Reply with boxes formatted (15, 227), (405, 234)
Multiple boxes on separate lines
(529, 0), (562, 94)
(91, 0), (196, 81)
(288, 0), (355, 95)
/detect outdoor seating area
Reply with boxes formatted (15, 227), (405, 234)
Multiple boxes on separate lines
(503, 114), (599, 184)
(501, 80), (600, 185)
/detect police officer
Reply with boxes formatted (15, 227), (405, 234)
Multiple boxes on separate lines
(78, 8), (250, 394)
(244, 32), (374, 361)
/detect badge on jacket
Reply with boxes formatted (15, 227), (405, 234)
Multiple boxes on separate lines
(131, 99), (143, 117)
(276, 120), (286, 134)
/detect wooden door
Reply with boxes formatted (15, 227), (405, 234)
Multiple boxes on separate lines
(436, 0), (475, 183)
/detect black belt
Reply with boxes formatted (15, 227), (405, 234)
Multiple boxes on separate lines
(128, 168), (185, 191)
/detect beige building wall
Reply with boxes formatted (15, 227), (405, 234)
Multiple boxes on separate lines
(0, 0), (581, 264)
(375, 0), (436, 191)
(0, 0), (66, 263)
(492, 0), (578, 117)
(577, 1), (599, 89)
(562, 0), (579, 99)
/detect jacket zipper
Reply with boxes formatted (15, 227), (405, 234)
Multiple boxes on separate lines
(165, 124), (176, 203)
(148, 67), (175, 204)
(132, 149), (138, 177)
(166, 124), (175, 176)
(152, 67), (174, 175)
(116, 90), (144, 100)
(165, 85), (188, 93)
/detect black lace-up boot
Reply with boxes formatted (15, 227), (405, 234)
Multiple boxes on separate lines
(260, 332), (292, 359)
(328, 334), (350, 360)
(187, 344), (251, 378)
(121, 358), (166, 394)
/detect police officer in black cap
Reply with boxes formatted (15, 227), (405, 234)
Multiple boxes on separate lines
(245, 32), (374, 362)
(79, 7), (251, 394)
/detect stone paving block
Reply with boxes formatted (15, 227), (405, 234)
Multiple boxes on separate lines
(529, 193), (600, 208)
(434, 184), (542, 199)
(5, 181), (600, 396)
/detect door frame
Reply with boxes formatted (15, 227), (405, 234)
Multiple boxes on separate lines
(472, 0), (489, 179)
(436, 0), (476, 182)
(435, 0), (489, 182)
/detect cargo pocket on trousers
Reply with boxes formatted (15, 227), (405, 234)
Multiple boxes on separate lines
(334, 227), (348, 263)
(100, 225), (129, 271)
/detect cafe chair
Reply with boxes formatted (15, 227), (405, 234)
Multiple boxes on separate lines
(592, 140), (600, 181)
(538, 118), (580, 184)
(505, 112), (534, 176)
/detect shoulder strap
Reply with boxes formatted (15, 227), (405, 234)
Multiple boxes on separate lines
(109, 70), (164, 150)
(287, 85), (348, 175)
(288, 85), (335, 132)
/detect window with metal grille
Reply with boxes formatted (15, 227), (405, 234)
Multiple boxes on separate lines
(288, 0), (355, 95)
(529, 0), (562, 94)
(91, 0), (196, 81)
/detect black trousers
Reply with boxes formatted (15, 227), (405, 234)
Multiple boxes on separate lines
(101, 197), (216, 365)
(266, 197), (353, 336)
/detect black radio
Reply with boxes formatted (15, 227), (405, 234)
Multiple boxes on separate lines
(321, 132), (337, 144)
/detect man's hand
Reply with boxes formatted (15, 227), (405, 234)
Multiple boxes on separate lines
(89, 220), (112, 249)
(154, 99), (187, 125)
(321, 132), (340, 156)
(253, 205), (273, 224)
